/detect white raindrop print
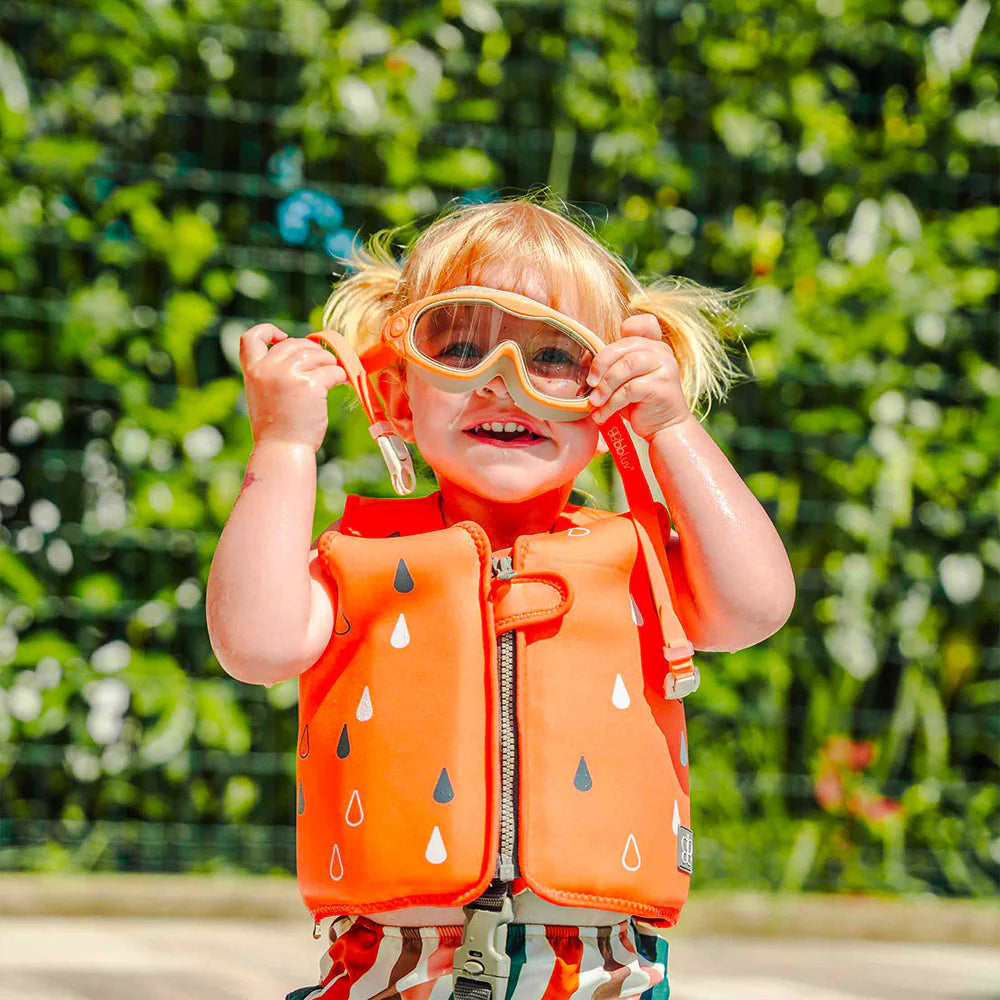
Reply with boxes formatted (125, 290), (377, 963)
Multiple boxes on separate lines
(630, 595), (644, 626)
(345, 789), (364, 827)
(568, 527), (590, 537)
(622, 833), (641, 871)
(672, 800), (681, 834)
(329, 844), (344, 881)
(356, 686), (373, 722)
(612, 673), (630, 709)
(390, 613), (410, 649)
(425, 826), (447, 864)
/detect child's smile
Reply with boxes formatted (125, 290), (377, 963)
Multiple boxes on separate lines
(463, 411), (549, 448)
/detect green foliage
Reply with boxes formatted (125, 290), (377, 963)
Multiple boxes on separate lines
(0, 0), (997, 895)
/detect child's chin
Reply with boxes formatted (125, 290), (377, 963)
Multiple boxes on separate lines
(467, 473), (555, 504)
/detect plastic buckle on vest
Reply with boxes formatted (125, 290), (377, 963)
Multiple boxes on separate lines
(663, 643), (699, 699)
(453, 890), (514, 1000)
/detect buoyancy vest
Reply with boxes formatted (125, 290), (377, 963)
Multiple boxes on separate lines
(296, 491), (694, 930)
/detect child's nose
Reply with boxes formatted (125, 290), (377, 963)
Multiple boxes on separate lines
(475, 374), (513, 399)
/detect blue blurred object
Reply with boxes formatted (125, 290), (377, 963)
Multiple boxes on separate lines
(460, 187), (497, 204)
(277, 190), (345, 246)
(268, 144), (304, 191)
(323, 229), (359, 259)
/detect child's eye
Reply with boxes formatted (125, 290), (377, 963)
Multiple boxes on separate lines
(436, 340), (484, 368)
(529, 346), (585, 374)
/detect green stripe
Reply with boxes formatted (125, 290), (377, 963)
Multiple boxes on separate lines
(504, 923), (527, 1000)
(632, 923), (670, 1000)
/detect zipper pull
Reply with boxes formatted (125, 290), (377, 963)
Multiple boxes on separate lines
(491, 554), (515, 580)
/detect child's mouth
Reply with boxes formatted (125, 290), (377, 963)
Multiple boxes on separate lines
(465, 421), (546, 447)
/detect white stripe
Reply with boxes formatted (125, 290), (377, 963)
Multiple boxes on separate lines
(607, 925), (657, 997)
(347, 930), (404, 1000)
(426, 970), (456, 1000)
(510, 926), (558, 1000)
(394, 930), (441, 993)
(305, 969), (349, 1000)
(570, 928), (615, 1000)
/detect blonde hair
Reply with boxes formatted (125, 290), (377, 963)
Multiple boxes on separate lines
(323, 195), (747, 416)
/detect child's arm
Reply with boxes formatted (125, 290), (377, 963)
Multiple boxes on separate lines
(588, 315), (795, 653)
(648, 416), (795, 652)
(206, 441), (339, 684)
(205, 324), (346, 685)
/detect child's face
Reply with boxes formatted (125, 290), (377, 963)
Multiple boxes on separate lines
(400, 364), (601, 503)
(380, 270), (605, 504)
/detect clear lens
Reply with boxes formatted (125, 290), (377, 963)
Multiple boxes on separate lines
(411, 302), (594, 399)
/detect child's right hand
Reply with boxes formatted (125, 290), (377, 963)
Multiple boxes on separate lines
(239, 323), (349, 451)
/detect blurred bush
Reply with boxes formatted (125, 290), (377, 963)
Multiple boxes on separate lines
(0, 0), (997, 895)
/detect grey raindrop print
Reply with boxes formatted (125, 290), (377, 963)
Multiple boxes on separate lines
(393, 559), (414, 593)
(334, 605), (351, 636)
(433, 767), (454, 803)
(298, 726), (310, 758)
(297, 780), (305, 814)
(337, 723), (351, 759)
(680, 731), (688, 767)
(574, 756), (593, 791)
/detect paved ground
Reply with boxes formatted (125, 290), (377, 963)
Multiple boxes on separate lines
(0, 917), (998, 1000)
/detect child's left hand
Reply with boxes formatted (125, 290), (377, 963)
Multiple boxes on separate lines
(586, 314), (692, 441)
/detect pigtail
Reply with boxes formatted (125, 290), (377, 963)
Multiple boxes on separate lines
(627, 277), (749, 419)
(322, 229), (404, 360)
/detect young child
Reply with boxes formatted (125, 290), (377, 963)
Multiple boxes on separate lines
(206, 198), (795, 1000)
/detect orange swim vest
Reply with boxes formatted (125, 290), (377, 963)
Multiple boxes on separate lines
(296, 491), (693, 930)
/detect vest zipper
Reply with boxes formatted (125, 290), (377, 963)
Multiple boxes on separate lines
(491, 554), (518, 882)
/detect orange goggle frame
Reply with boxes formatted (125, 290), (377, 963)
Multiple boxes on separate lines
(361, 287), (606, 423)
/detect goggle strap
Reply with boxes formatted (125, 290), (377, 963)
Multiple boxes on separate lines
(306, 330), (415, 496)
(602, 414), (698, 699)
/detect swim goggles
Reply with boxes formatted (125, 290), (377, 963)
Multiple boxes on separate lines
(306, 287), (699, 699)
(360, 286), (605, 423)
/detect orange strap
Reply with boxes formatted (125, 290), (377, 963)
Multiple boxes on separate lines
(306, 330), (415, 495)
(601, 414), (699, 699)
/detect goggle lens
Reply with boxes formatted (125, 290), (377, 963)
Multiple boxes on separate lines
(411, 302), (594, 400)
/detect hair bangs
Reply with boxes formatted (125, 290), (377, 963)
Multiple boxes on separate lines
(398, 201), (634, 343)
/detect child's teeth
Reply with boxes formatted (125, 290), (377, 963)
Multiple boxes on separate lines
(489, 422), (504, 432)
(503, 422), (520, 433)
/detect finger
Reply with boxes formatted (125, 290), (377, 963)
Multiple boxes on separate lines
(296, 347), (347, 373)
(621, 313), (664, 341)
(306, 364), (349, 393)
(586, 336), (664, 387)
(588, 349), (665, 405)
(592, 373), (657, 425)
(239, 323), (287, 370)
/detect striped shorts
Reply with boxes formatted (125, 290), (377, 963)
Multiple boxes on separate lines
(285, 914), (669, 1000)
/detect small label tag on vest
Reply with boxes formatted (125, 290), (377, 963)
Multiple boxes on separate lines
(677, 826), (694, 874)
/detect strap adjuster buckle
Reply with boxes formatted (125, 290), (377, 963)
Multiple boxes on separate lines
(662, 643), (699, 699)
(453, 891), (514, 1000)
